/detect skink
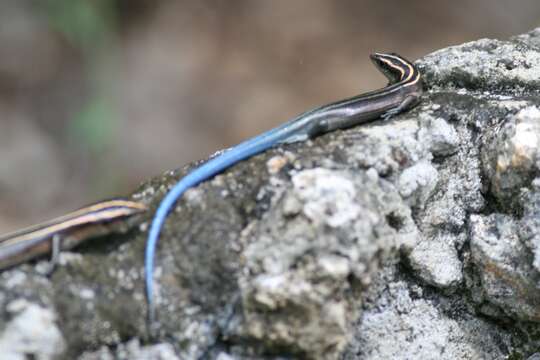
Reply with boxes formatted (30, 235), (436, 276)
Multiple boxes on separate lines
(0, 199), (146, 271)
(145, 52), (423, 322)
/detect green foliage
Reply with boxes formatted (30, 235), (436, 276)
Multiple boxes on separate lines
(69, 95), (116, 152)
(43, 0), (117, 51)
(43, 0), (120, 152)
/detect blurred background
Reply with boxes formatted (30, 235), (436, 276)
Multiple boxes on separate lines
(1, 0), (539, 232)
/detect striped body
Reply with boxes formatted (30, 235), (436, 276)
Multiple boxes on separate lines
(0, 199), (147, 270)
(144, 53), (424, 323)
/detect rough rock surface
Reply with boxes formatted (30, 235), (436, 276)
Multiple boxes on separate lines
(4, 29), (540, 359)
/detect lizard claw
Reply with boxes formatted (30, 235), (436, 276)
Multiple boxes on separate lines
(381, 107), (401, 120)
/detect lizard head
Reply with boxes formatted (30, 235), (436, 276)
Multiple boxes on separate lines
(370, 52), (416, 85)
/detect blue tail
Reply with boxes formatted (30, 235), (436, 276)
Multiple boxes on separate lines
(144, 121), (297, 322)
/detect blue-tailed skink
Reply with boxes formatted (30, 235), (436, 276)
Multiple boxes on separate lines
(0, 199), (146, 271)
(145, 52), (423, 323)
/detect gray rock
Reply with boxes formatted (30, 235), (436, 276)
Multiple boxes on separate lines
(398, 160), (439, 208)
(407, 232), (463, 290)
(79, 339), (179, 360)
(480, 106), (540, 208)
(343, 266), (513, 360)
(231, 168), (406, 358)
(0, 300), (65, 360)
(469, 213), (540, 321)
(521, 179), (540, 273)
(5, 28), (540, 359)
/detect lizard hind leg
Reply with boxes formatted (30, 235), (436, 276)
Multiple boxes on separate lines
(381, 94), (420, 120)
(44, 234), (61, 275)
